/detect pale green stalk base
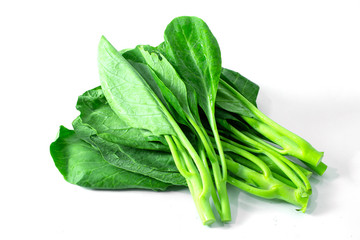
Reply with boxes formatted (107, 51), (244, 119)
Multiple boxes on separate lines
(219, 79), (324, 168)
(243, 116), (324, 167)
(165, 135), (216, 225)
(187, 116), (231, 222)
(226, 159), (309, 212)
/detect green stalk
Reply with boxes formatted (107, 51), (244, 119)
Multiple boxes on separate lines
(257, 154), (312, 179)
(219, 79), (324, 167)
(226, 159), (309, 212)
(244, 131), (327, 175)
(186, 116), (231, 222)
(198, 143), (222, 215)
(227, 154), (299, 188)
(221, 125), (311, 193)
(157, 99), (216, 225)
(172, 136), (198, 175)
(164, 135), (191, 178)
(208, 112), (231, 222)
(224, 127), (311, 192)
(221, 141), (272, 178)
(165, 135), (215, 225)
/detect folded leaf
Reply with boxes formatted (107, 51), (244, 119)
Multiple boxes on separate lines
(50, 126), (175, 190)
(72, 117), (186, 185)
(76, 86), (168, 151)
(98, 36), (175, 136)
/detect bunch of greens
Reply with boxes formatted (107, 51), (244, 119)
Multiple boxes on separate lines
(50, 16), (326, 226)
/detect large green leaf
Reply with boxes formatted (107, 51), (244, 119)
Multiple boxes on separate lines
(98, 36), (175, 136)
(72, 117), (186, 186)
(76, 86), (168, 151)
(158, 16), (222, 122)
(123, 45), (194, 125)
(50, 126), (175, 190)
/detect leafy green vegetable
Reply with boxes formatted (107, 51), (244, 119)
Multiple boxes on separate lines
(50, 16), (326, 226)
(53, 86), (313, 210)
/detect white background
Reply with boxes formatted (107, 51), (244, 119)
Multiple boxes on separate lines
(1, 0), (359, 239)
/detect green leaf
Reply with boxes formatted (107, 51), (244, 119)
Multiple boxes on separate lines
(72, 117), (186, 186)
(216, 80), (257, 118)
(123, 45), (194, 125)
(158, 16), (222, 121)
(220, 68), (259, 106)
(215, 68), (260, 130)
(76, 86), (168, 151)
(98, 36), (175, 136)
(50, 126), (175, 190)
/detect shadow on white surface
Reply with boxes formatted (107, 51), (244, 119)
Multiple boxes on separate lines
(306, 166), (338, 214)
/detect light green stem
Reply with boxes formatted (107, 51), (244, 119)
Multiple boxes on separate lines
(226, 159), (309, 212)
(198, 144), (222, 215)
(186, 116), (231, 222)
(221, 141), (272, 178)
(227, 154), (297, 188)
(219, 79), (324, 167)
(222, 122), (311, 192)
(165, 135), (191, 178)
(165, 135), (215, 225)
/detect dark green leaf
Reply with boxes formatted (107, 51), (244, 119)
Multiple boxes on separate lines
(76, 86), (168, 151)
(72, 117), (186, 186)
(158, 16), (222, 122)
(220, 68), (259, 106)
(50, 126), (175, 190)
(216, 81), (256, 118)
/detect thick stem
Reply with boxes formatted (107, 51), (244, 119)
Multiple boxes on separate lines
(221, 141), (272, 178)
(227, 154), (297, 188)
(165, 135), (215, 225)
(172, 136), (198, 174)
(187, 116), (231, 222)
(243, 116), (324, 167)
(219, 79), (324, 167)
(226, 159), (309, 211)
(161, 107), (213, 199)
(198, 144), (222, 214)
(257, 154), (312, 179)
(209, 112), (231, 222)
(165, 135), (191, 177)
(209, 112), (227, 179)
(223, 123), (311, 192)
